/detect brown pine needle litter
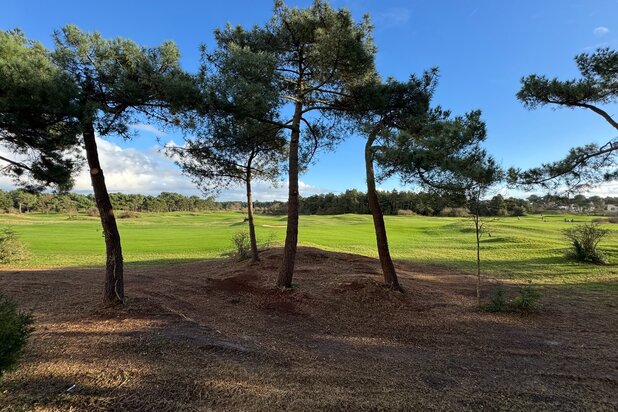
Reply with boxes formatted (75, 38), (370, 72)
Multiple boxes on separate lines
(1, 247), (617, 411)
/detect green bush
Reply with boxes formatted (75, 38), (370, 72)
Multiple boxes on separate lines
(509, 205), (527, 217)
(231, 231), (251, 261)
(485, 285), (507, 312)
(0, 228), (28, 264)
(0, 295), (34, 381)
(483, 283), (542, 313)
(563, 222), (609, 264)
(512, 283), (542, 312)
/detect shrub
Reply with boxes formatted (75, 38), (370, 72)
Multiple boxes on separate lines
(397, 209), (416, 216)
(231, 231), (251, 261)
(563, 222), (609, 264)
(591, 218), (608, 223)
(86, 206), (99, 217)
(509, 205), (527, 217)
(439, 207), (469, 217)
(119, 211), (140, 219)
(512, 283), (542, 312)
(0, 295), (34, 381)
(483, 283), (542, 313)
(0, 228), (28, 264)
(484, 285), (507, 312)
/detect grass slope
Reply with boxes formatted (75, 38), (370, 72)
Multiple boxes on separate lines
(1, 212), (617, 288)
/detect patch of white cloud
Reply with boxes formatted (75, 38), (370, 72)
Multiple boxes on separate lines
(70, 137), (195, 195)
(583, 181), (618, 197)
(131, 123), (166, 137)
(593, 26), (610, 36)
(0, 137), (328, 201)
(215, 180), (325, 202)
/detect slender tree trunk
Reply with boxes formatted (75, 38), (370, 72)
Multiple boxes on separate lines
(246, 165), (259, 262)
(472, 188), (484, 308)
(365, 135), (402, 291)
(474, 213), (481, 308)
(82, 115), (124, 306)
(277, 100), (303, 288)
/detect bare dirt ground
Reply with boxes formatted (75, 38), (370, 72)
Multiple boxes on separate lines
(1, 247), (617, 411)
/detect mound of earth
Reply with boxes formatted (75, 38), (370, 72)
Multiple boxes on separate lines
(0, 247), (616, 411)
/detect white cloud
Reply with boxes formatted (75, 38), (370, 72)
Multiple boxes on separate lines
(69, 137), (328, 200)
(131, 123), (166, 137)
(70, 137), (196, 195)
(583, 181), (618, 197)
(0, 137), (329, 201)
(593, 26), (610, 36)
(213, 180), (326, 201)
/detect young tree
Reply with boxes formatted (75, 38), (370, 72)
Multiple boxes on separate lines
(171, 119), (286, 262)
(210, 0), (376, 287)
(395, 122), (501, 304)
(51, 25), (185, 305)
(460, 158), (502, 308)
(511, 47), (618, 192)
(0, 30), (80, 191)
(172, 31), (287, 262)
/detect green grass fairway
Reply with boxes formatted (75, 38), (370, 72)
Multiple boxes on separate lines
(1, 212), (617, 288)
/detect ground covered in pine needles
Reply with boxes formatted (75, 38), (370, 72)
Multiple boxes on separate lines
(1, 247), (617, 411)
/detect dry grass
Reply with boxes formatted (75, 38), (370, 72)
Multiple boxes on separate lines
(0, 247), (617, 411)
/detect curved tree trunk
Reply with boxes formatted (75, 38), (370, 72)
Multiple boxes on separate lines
(277, 100), (303, 288)
(365, 135), (402, 291)
(246, 166), (259, 262)
(82, 117), (124, 305)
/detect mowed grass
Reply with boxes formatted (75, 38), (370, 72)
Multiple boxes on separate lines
(1, 212), (617, 289)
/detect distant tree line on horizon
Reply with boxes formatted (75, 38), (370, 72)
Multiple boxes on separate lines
(2, 188), (616, 217)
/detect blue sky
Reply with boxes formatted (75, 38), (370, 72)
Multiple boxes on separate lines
(1, 0), (617, 200)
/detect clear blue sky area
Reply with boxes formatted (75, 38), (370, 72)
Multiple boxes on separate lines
(2, 0), (617, 198)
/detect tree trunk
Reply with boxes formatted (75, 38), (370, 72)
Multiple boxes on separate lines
(246, 166), (259, 262)
(365, 135), (402, 291)
(82, 116), (124, 306)
(473, 214), (481, 308)
(277, 100), (303, 288)
(473, 200), (482, 308)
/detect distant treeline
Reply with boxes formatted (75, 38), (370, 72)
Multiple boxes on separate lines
(0, 190), (218, 214)
(3, 189), (616, 217)
(259, 190), (528, 217)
